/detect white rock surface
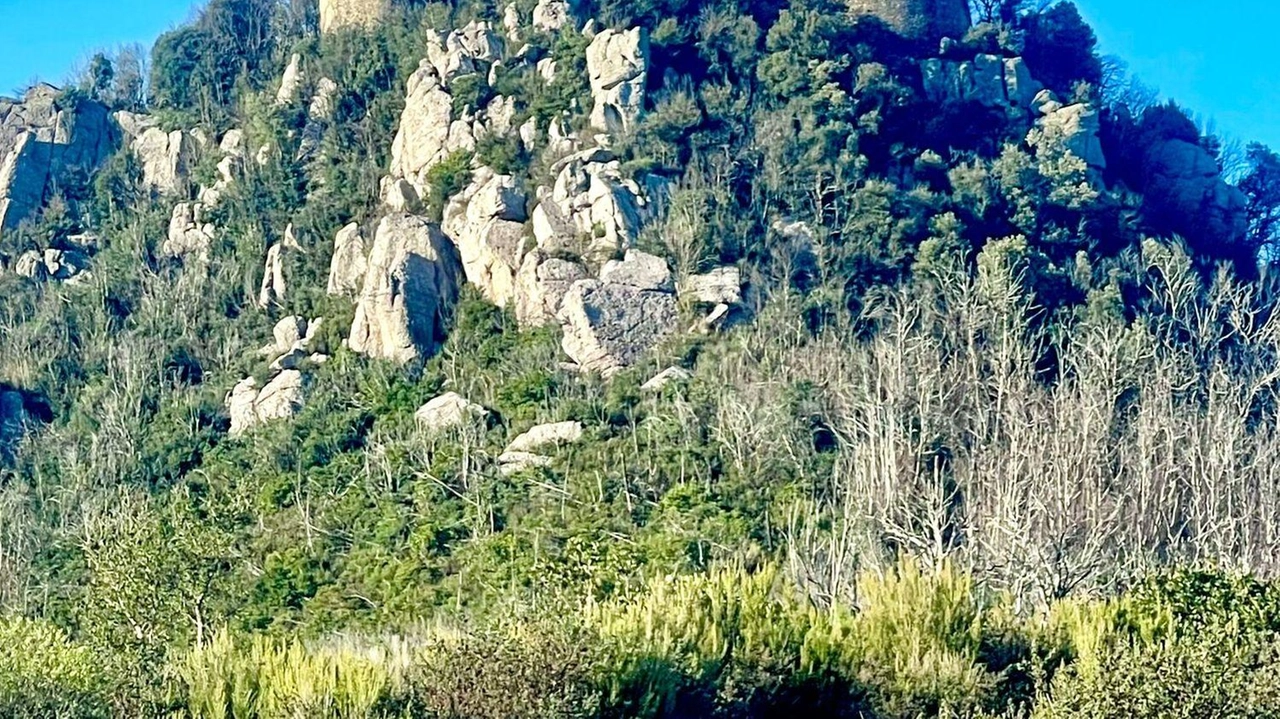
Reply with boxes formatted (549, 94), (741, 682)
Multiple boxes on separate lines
(505, 421), (584, 454)
(415, 392), (489, 432)
(327, 222), (368, 296)
(586, 27), (649, 132)
(348, 214), (463, 364)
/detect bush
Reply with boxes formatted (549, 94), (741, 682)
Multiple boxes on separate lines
(0, 616), (117, 718)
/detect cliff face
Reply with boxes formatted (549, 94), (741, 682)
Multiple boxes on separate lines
(848, 0), (971, 42)
(318, 0), (391, 34)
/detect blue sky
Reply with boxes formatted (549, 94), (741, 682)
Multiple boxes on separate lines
(0, 0), (1277, 148)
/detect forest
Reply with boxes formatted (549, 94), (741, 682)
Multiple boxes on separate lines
(4, 0), (1280, 716)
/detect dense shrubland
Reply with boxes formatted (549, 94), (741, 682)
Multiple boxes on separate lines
(4, 0), (1280, 715)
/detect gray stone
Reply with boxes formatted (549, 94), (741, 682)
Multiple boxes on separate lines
(0, 86), (116, 233)
(319, 0), (390, 33)
(533, 0), (570, 31)
(348, 214), (463, 364)
(1034, 102), (1107, 170)
(327, 222), (369, 297)
(642, 366), (693, 392)
(557, 278), (678, 375)
(586, 28), (649, 132)
(443, 169), (530, 306)
(498, 451), (553, 475)
(505, 421), (584, 454)
(163, 202), (215, 261)
(276, 53), (305, 106)
(415, 392), (489, 432)
(513, 249), (588, 327)
(681, 266), (742, 305)
(599, 250), (673, 291)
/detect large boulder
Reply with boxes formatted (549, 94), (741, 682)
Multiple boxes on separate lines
(443, 169), (530, 306)
(586, 27), (649, 133)
(425, 21), (504, 83)
(228, 370), (307, 436)
(348, 214), (464, 364)
(533, 0), (571, 31)
(415, 392), (489, 433)
(557, 250), (678, 375)
(319, 0), (390, 33)
(1142, 137), (1248, 249)
(0, 85), (116, 234)
(505, 421), (584, 454)
(681, 267), (742, 305)
(513, 249), (588, 327)
(276, 53), (305, 106)
(327, 222), (369, 296)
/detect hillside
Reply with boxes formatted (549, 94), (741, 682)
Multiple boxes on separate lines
(4, 0), (1280, 716)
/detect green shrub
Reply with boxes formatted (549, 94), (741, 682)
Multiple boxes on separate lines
(0, 616), (116, 718)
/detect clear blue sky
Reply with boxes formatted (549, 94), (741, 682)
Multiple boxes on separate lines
(0, 0), (1277, 149)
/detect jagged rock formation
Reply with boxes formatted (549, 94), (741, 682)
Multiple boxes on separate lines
(513, 249), (588, 327)
(681, 267), (743, 306)
(921, 55), (1043, 120)
(319, 0), (390, 34)
(116, 112), (203, 197)
(228, 371), (307, 436)
(257, 225), (302, 308)
(164, 202), (216, 261)
(0, 84), (116, 234)
(533, 0), (571, 31)
(348, 214), (463, 364)
(848, 0), (971, 42)
(197, 129), (245, 207)
(586, 27), (649, 132)
(442, 169), (530, 307)
(276, 54), (305, 106)
(531, 147), (655, 261)
(14, 246), (91, 283)
(1033, 95), (1106, 170)
(557, 250), (679, 375)
(385, 22), (507, 200)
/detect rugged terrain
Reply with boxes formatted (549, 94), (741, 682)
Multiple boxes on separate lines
(3, 0), (1280, 716)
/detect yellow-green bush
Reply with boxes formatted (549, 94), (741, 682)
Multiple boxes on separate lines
(0, 616), (117, 718)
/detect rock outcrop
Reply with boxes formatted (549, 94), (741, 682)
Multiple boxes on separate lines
(531, 147), (654, 261)
(228, 371), (307, 436)
(163, 202), (216, 261)
(319, 0), (390, 34)
(14, 246), (91, 283)
(533, 0), (571, 31)
(1142, 137), (1249, 248)
(415, 392), (489, 432)
(297, 78), (339, 163)
(348, 214), (463, 364)
(327, 222), (369, 296)
(276, 53), (305, 106)
(0, 84), (116, 234)
(681, 267), (742, 306)
(1032, 96), (1107, 171)
(499, 420), (583, 473)
(386, 22), (507, 199)
(443, 169), (530, 306)
(921, 55), (1043, 120)
(586, 27), (649, 133)
(557, 250), (679, 375)
(116, 112), (202, 197)
(197, 129), (245, 207)
(513, 249), (588, 327)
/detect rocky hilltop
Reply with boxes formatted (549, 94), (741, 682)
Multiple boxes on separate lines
(2, 1), (1280, 715)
